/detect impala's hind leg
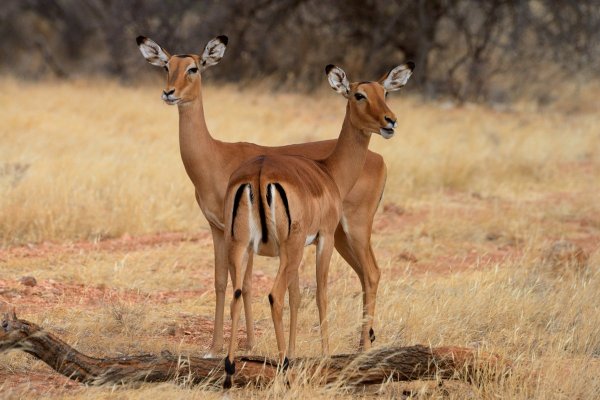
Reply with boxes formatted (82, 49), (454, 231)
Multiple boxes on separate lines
(287, 265), (300, 359)
(269, 244), (303, 364)
(242, 252), (255, 349)
(224, 243), (249, 389)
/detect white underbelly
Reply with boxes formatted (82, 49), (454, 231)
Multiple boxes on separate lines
(304, 233), (317, 246)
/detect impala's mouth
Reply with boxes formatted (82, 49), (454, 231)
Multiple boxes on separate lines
(379, 127), (395, 139)
(161, 95), (181, 105)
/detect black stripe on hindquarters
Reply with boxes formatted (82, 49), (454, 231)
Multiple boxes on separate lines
(273, 183), (291, 235)
(258, 170), (268, 243)
(266, 183), (273, 207)
(231, 184), (250, 236)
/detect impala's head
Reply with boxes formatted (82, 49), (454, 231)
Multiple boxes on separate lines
(136, 35), (228, 105)
(326, 63), (414, 139)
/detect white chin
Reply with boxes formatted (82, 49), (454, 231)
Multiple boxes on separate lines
(379, 128), (395, 139)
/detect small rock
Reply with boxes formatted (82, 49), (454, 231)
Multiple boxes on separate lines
(486, 232), (501, 241)
(165, 324), (178, 336)
(19, 276), (37, 287)
(383, 203), (405, 216)
(394, 252), (418, 263)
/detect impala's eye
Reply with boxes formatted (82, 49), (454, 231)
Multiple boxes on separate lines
(188, 67), (199, 74)
(354, 93), (366, 101)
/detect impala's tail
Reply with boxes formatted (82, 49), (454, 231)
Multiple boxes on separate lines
(266, 182), (291, 237)
(228, 161), (292, 250)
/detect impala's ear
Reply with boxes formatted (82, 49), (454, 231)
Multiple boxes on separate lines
(136, 36), (171, 67)
(325, 64), (350, 98)
(201, 35), (228, 71)
(379, 62), (415, 92)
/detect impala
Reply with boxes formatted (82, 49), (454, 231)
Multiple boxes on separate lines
(137, 35), (394, 355)
(223, 64), (414, 386)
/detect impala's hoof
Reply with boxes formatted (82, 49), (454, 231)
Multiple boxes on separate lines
(223, 357), (235, 389)
(282, 356), (290, 371)
(205, 343), (223, 358)
(369, 328), (376, 343)
(223, 375), (232, 389)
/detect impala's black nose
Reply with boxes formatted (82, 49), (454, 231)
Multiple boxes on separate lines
(163, 89), (175, 97)
(384, 116), (396, 126)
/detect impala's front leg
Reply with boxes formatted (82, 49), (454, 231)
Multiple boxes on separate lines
(209, 226), (228, 356)
(334, 222), (380, 351)
(316, 235), (334, 355)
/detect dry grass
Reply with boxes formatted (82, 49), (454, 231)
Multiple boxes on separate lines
(0, 77), (599, 399)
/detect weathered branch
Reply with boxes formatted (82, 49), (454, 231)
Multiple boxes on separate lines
(0, 308), (509, 389)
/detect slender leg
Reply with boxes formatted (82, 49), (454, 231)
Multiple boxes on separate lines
(209, 226), (228, 356)
(224, 243), (248, 388)
(269, 245), (303, 363)
(333, 225), (380, 351)
(287, 266), (300, 359)
(269, 256), (289, 363)
(242, 252), (255, 349)
(359, 243), (380, 349)
(315, 235), (334, 355)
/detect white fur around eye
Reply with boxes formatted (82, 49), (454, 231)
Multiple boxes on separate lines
(186, 64), (199, 73)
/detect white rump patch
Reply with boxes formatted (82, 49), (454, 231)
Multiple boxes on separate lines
(268, 184), (278, 242)
(247, 186), (261, 253)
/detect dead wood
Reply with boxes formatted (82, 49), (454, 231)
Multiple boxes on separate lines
(0, 307), (509, 389)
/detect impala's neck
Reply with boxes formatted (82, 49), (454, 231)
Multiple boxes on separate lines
(323, 105), (372, 198)
(177, 80), (217, 184)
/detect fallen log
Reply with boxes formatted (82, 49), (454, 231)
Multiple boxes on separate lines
(0, 308), (508, 388)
